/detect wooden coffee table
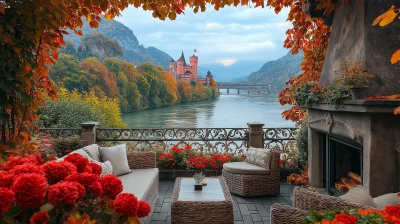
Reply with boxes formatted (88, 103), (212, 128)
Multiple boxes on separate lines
(171, 176), (234, 224)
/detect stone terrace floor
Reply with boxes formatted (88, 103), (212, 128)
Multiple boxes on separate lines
(150, 181), (295, 224)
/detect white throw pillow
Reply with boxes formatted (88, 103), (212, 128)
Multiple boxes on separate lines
(82, 144), (101, 162)
(98, 144), (131, 176)
(374, 193), (400, 209)
(339, 185), (377, 208)
(88, 157), (113, 177)
(245, 147), (272, 169)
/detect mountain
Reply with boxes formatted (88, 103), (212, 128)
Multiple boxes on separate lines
(245, 51), (303, 86)
(63, 16), (173, 70)
(201, 61), (265, 82)
(231, 76), (248, 82)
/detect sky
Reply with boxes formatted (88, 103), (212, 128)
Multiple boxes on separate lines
(115, 5), (291, 67)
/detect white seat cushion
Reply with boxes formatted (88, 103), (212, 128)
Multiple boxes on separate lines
(118, 168), (159, 201)
(339, 185), (377, 208)
(374, 193), (400, 209)
(223, 162), (270, 175)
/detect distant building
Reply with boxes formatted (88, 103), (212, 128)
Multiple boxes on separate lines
(169, 51), (213, 85)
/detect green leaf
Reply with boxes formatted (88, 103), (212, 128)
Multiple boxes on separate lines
(6, 206), (23, 217)
(40, 203), (54, 212)
(92, 211), (112, 223)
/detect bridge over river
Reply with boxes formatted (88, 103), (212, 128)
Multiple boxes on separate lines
(218, 84), (286, 94)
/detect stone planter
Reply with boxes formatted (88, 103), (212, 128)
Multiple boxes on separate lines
(350, 86), (368, 100)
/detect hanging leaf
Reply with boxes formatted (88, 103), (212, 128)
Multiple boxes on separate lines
(390, 49), (400, 64)
(394, 106), (400, 115)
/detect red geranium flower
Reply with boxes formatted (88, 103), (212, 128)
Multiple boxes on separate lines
(12, 173), (47, 208)
(113, 193), (139, 217)
(3, 155), (41, 170)
(334, 213), (357, 224)
(384, 206), (400, 216)
(137, 200), (151, 218)
(65, 172), (99, 188)
(0, 187), (15, 215)
(71, 182), (86, 200)
(64, 153), (89, 173)
(87, 162), (102, 176)
(30, 211), (50, 224)
(48, 181), (82, 205)
(0, 171), (14, 188)
(83, 164), (92, 173)
(87, 181), (103, 196)
(42, 161), (77, 183)
(99, 174), (123, 200)
(11, 163), (45, 176)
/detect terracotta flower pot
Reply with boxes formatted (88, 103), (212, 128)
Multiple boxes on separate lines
(350, 86), (368, 100)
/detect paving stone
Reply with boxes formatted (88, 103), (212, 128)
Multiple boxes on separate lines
(153, 207), (161, 213)
(157, 213), (168, 221)
(239, 204), (251, 216)
(234, 211), (243, 221)
(256, 203), (269, 217)
(247, 204), (257, 211)
(164, 197), (171, 203)
(234, 221), (244, 224)
(251, 214), (262, 222)
(150, 221), (166, 224)
(156, 198), (163, 206)
(243, 215), (254, 224)
(161, 203), (170, 213)
(151, 213), (158, 221)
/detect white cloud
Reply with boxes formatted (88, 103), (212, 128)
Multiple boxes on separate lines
(215, 58), (238, 66)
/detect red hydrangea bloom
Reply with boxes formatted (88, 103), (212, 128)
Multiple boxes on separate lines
(42, 161), (77, 183)
(113, 193), (139, 217)
(65, 173), (99, 187)
(4, 155), (43, 170)
(83, 164), (92, 173)
(64, 153), (89, 173)
(0, 187), (15, 214)
(384, 206), (400, 216)
(99, 174), (123, 199)
(87, 181), (103, 196)
(30, 211), (50, 224)
(71, 182), (86, 199)
(87, 162), (102, 176)
(0, 171), (14, 188)
(334, 213), (357, 224)
(11, 163), (45, 176)
(137, 201), (151, 218)
(48, 181), (81, 205)
(12, 173), (47, 208)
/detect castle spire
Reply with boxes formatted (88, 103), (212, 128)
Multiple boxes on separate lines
(178, 51), (186, 65)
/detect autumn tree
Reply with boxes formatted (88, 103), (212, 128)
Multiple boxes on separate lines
(80, 57), (118, 98)
(177, 80), (193, 102)
(79, 33), (124, 61)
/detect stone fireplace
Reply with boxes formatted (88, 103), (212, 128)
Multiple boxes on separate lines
(307, 101), (400, 197)
(304, 0), (400, 197)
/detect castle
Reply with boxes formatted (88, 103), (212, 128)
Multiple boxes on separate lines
(169, 51), (213, 85)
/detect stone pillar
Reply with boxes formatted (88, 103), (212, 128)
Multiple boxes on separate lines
(308, 125), (323, 187)
(247, 122), (264, 148)
(80, 122), (99, 146)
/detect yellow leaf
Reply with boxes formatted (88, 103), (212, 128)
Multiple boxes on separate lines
(379, 9), (398, 27)
(395, 106), (400, 115)
(104, 13), (112, 20)
(168, 12), (176, 20)
(390, 49), (400, 64)
(128, 217), (141, 224)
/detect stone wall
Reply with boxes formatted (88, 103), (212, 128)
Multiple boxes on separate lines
(320, 0), (400, 96)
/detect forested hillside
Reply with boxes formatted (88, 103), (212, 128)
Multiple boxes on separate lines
(244, 52), (304, 85)
(63, 15), (173, 70)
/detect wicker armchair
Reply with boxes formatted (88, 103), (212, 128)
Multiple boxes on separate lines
(222, 151), (281, 196)
(270, 187), (374, 224)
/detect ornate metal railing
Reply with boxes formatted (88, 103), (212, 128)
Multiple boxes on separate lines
(38, 128), (82, 138)
(96, 128), (248, 154)
(263, 128), (298, 168)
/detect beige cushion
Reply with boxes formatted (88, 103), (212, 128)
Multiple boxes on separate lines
(374, 193), (400, 209)
(223, 162), (270, 175)
(98, 144), (131, 176)
(339, 185), (377, 208)
(245, 147), (272, 169)
(82, 144), (101, 162)
(118, 168), (159, 200)
(87, 157), (113, 177)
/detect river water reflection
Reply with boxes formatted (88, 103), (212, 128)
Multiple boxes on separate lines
(122, 90), (295, 128)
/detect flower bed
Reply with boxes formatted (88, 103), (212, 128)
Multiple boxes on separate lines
(0, 153), (150, 223)
(301, 206), (400, 224)
(152, 145), (245, 170)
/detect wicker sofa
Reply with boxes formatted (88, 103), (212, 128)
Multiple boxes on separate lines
(270, 187), (373, 224)
(222, 151), (281, 196)
(69, 145), (159, 224)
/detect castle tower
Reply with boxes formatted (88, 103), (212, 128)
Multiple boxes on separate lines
(169, 59), (177, 79)
(176, 51), (186, 75)
(206, 70), (213, 86)
(190, 55), (198, 81)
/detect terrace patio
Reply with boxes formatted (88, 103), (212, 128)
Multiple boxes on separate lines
(150, 181), (294, 224)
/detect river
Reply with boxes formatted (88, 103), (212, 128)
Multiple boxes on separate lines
(122, 90), (295, 129)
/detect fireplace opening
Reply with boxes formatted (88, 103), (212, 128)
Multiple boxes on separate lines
(322, 134), (363, 196)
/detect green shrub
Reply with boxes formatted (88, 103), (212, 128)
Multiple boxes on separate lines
(296, 116), (308, 168)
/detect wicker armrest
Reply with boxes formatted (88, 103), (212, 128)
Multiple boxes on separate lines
(127, 151), (156, 169)
(293, 187), (373, 211)
(270, 203), (307, 224)
(269, 151), (281, 176)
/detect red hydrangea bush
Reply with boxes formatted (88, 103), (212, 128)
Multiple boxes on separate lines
(0, 153), (150, 223)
